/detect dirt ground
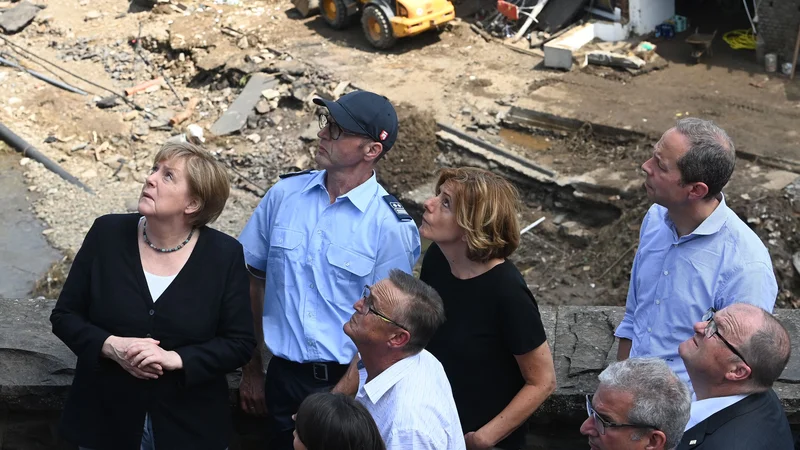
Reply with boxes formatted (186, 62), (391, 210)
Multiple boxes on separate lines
(1, 0), (798, 309)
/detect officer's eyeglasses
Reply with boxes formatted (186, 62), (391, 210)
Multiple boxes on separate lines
(702, 307), (749, 366)
(359, 285), (408, 331)
(585, 395), (660, 436)
(318, 114), (371, 141)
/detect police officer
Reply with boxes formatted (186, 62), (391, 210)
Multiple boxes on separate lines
(238, 90), (421, 449)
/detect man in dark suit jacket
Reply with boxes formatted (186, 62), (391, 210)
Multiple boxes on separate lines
(677, 303), (793, 450)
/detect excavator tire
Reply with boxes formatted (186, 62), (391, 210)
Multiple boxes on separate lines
(321, 0), (352, 29)
(361, 5), (396, 49)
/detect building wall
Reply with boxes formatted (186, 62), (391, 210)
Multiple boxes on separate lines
(758, 0), (800, 62)
(628, 0), (674, 35)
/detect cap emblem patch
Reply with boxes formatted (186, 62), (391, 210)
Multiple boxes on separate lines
(379, 130), (388, 141)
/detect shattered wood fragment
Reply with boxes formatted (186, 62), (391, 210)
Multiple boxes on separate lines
(169, 97), (199, 126)
(124, 77), (165, 96)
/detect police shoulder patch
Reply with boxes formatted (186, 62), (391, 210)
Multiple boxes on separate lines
(383, 195), (412, 222)
(279, 169), (315, 179)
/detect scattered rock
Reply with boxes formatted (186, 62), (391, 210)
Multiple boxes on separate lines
(132, 123), (149, 136)
(255, 99), (271, 114)
(299, 120), (318, 142)
(0, 1), (41, 34)
(261, 88), (280, 100)
(274, 60), (306, 76)
(84, 10), (102, 21)
(125, 198), (139, 213)
(123, 111), (139, 121)
(245, 133), (262, 144)
(237, 36), (249, 49)
(95, 96), (119, 109)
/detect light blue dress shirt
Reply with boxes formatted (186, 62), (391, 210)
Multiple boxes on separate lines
(239, 170), (421, 364)
(615, 194), (777, 386)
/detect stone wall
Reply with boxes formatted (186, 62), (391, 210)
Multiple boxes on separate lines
(2, 299), (800, 449)
(758, 0), (800, 62)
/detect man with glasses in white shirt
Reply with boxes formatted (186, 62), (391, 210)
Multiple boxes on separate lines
(581, 358), (691, 450)
(676, 303), (792, 450)
(344, 270), (466, 450)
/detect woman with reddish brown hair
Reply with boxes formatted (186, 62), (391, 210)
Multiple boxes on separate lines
(420, 167), (556, 450)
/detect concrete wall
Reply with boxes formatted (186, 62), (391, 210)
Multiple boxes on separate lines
(629, 0), (674, 35)
(3, 299), (800, 449)
(758, 0), (800, 62)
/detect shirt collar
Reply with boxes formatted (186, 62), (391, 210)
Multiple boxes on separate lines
(300, 170), (378, 213)
(685, 393), (749, 431)
(690, 193), (729, 236)
(361, 352), (419, 404)
(664, 193), (729, 240)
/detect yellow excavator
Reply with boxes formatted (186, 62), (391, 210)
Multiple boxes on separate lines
(319, 0), (455, 49)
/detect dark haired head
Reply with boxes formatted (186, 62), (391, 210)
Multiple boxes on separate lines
(294, 392), (386, 450)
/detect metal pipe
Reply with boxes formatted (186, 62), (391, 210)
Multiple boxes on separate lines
(0, 56), (87, 96)
(0, 122), (94, 194)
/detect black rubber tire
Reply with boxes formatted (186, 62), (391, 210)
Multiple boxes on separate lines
(361, 6), (396, 49)
(321, 0), (353, 29)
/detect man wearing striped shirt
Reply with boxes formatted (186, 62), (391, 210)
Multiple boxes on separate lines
(344, 269), (466, 450)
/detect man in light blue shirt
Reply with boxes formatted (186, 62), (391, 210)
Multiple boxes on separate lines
(615, 118), (777, 389)
(237, 91), (420, 449)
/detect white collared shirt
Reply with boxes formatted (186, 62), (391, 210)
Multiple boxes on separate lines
(356, 350), (466, 450)
(684, 394), (749, 431)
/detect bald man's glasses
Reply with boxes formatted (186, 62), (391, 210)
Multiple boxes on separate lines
(359, 285), (408, 331)
(702, 307), (749, 366)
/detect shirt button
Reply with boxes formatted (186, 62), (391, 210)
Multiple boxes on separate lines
(307, 312), (313, 318)
(278, 238), (283, 243)
(149, 309), (155, 316)
(317, 230), (322, 235)
(647, 327), (652, 332)
(663, 270), (669, 276)
(345, 262), (350, 267)
(655, 299), (661, 305)
(307, 339), (314, 345)
(309, 283), (314, 289)
(307, 256), (312, 263)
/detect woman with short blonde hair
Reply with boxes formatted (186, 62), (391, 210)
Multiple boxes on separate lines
(420, 167), (556, 450)
(51, 141), (254, 450)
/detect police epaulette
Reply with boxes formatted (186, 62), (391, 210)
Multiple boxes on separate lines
(383, 195), (412, 222)
(279, 169), (315, 179)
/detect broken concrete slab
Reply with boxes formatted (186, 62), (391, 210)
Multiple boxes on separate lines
(210, 74), (279, 136)
(762, 170), (800, 191)
(566, 167), (642, 199)
(544, 22), (594, 70)
(0, 1), (40, 34)
(168, 15), (221, 51)
(192, 41), (240, 72)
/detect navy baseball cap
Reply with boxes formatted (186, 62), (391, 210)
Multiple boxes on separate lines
(313, 91), (399, 152)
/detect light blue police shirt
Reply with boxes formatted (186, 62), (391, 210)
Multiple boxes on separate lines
(239, 170), (421, 364)
(615, 194), (777, 386)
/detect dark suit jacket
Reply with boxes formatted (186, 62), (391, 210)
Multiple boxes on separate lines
(50, 214), (255, 450)
(677, 390), (793, 450)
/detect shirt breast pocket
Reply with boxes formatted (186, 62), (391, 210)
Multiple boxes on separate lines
(326, 244), (375, 288)
(268, 227), (304, 289)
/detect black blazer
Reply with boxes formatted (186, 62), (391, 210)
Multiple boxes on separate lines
(677, 390), (793, 450)
(50, 214), (255, 450)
